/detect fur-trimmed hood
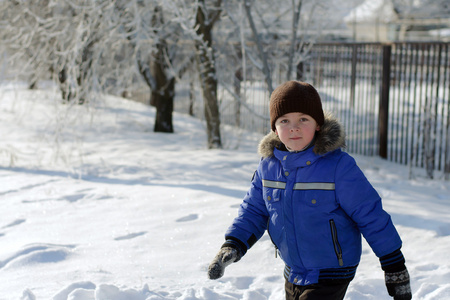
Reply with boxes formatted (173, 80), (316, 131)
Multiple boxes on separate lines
(258, 112), (346, 158)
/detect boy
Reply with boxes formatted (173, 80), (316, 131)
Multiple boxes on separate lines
(208, 81), (411, 300)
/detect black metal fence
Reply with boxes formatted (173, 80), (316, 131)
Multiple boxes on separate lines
(304, 42), (449, 178)
(175, 42), (450, 178)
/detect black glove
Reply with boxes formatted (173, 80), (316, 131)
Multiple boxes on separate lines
(208, 247), (241, 280)
(385, 268), (412, 300)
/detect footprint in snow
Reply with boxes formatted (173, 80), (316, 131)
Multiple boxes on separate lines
(176, 214), (198, 222)
(114, 231), (147, 241)
(2, 218), (26, 228)
(0, 219), (26, 238)
(415, 264), (439, 271)
(437, 224), (450, 237)
(61, 193), (86, 202)
(0, 243), (76, 270)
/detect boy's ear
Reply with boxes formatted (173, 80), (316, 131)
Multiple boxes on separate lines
(316, 125), (320, 131)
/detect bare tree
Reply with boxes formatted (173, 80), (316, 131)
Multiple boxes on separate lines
(116, 1), (177, 133)
(163, 0), (223, 148)
(194, 0), (223, 148)
(286, 0), (304, 81)
(226, 0), (336, 94)
(150, 6), (176, 133)
(0, 0), (126, 104)
(243, 0), (274, 94)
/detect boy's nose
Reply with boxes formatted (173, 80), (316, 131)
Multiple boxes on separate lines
(290, 123), (300, 131)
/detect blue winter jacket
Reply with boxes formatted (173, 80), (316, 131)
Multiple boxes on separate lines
(225, 114), (402, 285)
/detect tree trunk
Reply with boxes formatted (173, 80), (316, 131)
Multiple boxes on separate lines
(195, 0), (222, 149)
(189, 78), (195, 116)
(196, 45), (222, 148)
(234, 68), (242, 127)
(152, 77), (175, 133)
(150, 43), (175, 133)
(76, 40), (96, 105)
(135, 5), (174, 133)
(58, 67), (74, 102)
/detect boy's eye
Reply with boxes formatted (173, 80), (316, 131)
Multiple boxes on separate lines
(280, 119), (288, 123)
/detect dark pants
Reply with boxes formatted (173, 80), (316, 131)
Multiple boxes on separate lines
(285, 280), (350, 300)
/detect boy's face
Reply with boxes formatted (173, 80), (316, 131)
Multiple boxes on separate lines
(274, 112), (320, 151)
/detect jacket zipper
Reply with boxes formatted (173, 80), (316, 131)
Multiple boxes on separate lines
(329, 219), (344, 266)
(267, 219), (279, 258)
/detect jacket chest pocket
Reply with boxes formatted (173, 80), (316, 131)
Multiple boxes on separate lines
(297, 191), (337, 208)
(263, 188), (283, 203)
(293, 182), (337, 209)
(262, 180), (286, 203)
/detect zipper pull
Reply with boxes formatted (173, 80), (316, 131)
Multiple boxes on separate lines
(275, 246), (278, 258)
(338, 253), (344, 266)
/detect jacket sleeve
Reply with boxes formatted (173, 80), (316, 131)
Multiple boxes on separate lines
(224, 161), (270, 252)
(334, 154), (402, 258)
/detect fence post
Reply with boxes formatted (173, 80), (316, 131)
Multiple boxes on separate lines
(350, 44), (357, 107)
(378, 45), (392, 158)
(379, 44), (391, 159)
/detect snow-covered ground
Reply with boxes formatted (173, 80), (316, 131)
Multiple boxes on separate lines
(0, 85), (449, 299)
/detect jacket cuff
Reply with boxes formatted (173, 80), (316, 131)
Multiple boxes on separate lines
(379, 248), (406, 272)
(222, 236), (247, 260)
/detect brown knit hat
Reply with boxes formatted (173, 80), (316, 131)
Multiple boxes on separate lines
(270, 81), (324, 131)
